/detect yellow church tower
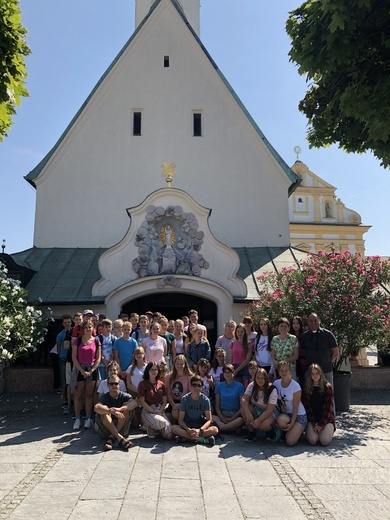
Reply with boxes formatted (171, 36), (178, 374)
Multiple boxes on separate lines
(289, 158), (370, 255)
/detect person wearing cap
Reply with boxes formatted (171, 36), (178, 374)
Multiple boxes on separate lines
(71, 310), (95, 342)
(145, 311), (154, 325)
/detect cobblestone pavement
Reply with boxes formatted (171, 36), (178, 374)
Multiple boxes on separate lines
(0, 390), (389, 520)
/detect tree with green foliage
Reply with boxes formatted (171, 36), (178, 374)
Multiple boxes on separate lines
(0, 263), (48, 365)
(286, 0), (390, 168)
(244, 251), (390, 370)
(0, 0), (30, 141)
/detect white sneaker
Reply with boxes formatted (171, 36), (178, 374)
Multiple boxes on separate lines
(73, 418), (81, 430)
(84, 418), (92, 429)
(146, 427), (156, 439)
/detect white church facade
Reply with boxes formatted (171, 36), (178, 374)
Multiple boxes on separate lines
(4, 0), (367, 344)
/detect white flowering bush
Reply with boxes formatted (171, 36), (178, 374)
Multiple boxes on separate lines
(0, 263), (48, 365)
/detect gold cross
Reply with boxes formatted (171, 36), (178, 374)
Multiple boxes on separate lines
(162, 162), (176, 187)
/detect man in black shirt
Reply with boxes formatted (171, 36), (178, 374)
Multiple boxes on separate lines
(94, 374), (138, 450)
(301, 313), (339, 386)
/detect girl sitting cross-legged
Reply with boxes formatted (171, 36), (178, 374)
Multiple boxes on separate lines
(137, 361), (173, 440)
(241, 367), (281, 443)
(212, 364), (244, 433)
(274, 361), (307, 446)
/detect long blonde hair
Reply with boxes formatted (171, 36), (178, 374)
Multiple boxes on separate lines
(129, 347), (146, 376)
(169, 354), (193, 384)
(305, 363), (330, 395)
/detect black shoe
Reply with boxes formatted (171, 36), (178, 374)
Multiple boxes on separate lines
(266, 426), (282, 443)
(208, 435), (215, 446)
(175, 436), (187, 443)
(245, 431), (257, 443)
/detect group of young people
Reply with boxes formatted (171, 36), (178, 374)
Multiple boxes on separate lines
(54, 309), (337, 451)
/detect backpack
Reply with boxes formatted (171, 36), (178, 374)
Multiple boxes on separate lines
(251, 383), (276, 405)
(77, 336), (100, 350)
(98, 334), (115, 348)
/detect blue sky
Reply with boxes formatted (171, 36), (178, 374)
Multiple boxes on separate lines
(1, 0), (389, 256)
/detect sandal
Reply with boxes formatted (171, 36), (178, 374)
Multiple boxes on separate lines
(118, 437), (132, 451)
(104, 438), (115, 451)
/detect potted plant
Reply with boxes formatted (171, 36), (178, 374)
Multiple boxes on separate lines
(378, 340), (390, 367)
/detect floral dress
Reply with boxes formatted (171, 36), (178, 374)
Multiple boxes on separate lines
(271, 334), (298, 368)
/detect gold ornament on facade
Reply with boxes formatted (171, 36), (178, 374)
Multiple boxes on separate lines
(162, 162), (176, 187)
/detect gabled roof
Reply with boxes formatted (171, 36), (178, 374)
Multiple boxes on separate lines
(292, 161), (336, 190)
(25, 0), (300, 194)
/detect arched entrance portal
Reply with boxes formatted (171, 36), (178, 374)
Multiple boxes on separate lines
(122, 293), (218, 346)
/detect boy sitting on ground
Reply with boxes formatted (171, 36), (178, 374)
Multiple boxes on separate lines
(94, 374), (138, 451)
(171, 374), (218, 445)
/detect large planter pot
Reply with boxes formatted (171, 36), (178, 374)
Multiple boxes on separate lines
(0, 365), (5, 395)
(380, 353), (390, 367)
(333, 370), (352, 412)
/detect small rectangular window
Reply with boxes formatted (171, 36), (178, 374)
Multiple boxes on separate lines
(193, 113), (202, 137)
(133, 112), (142, 136)
(164, 56), (170, 67)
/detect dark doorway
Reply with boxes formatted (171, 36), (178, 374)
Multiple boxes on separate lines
(122, 293), (218, 347)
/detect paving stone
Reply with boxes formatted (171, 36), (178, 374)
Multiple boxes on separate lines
(67, 499), (123, 520)
(325, 499), (390, 520)
(0, 390), (389, 520)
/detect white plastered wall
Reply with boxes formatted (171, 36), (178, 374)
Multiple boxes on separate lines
(32, 0), (292, 249)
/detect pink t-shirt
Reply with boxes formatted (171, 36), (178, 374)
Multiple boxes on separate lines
(143, 336), (166, 364)
(229, 340), (252, 364)
(164, 373), (191, 402)
(73, 338), (99, 365)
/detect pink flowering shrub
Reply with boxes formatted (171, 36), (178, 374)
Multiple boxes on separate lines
(245, 252), (390, 369)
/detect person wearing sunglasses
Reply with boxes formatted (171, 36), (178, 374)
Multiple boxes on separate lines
(94, 374), (138, 451)
(171, 375), (218, 445)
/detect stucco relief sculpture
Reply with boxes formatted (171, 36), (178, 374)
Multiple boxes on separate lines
(132, 205), (210, 278)
(156, 276), (182, 289)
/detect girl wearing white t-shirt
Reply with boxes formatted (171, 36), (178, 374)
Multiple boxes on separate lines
(142, 323), (167, 364)
(126, 347), (147, 396)
(274, 361), (307, 446)
(241, 367), (280, 442)
(172, 319), (187, 358)
(254, 318), (274, 375)
(210, 348), (226, 389)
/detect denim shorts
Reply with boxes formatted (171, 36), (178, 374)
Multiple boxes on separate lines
(255, 405), (280, 420)
(287, 412), (307, 427)
(221, 409), (238, 419)
(233, 364), (250, 380)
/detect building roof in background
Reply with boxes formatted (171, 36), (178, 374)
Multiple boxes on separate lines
(7, 246), (309, 304)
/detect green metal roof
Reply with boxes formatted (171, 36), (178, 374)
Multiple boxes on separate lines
(11, 248), (107, 304)
(10, 246), (308, 305)
(25, 0), (300, 194)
